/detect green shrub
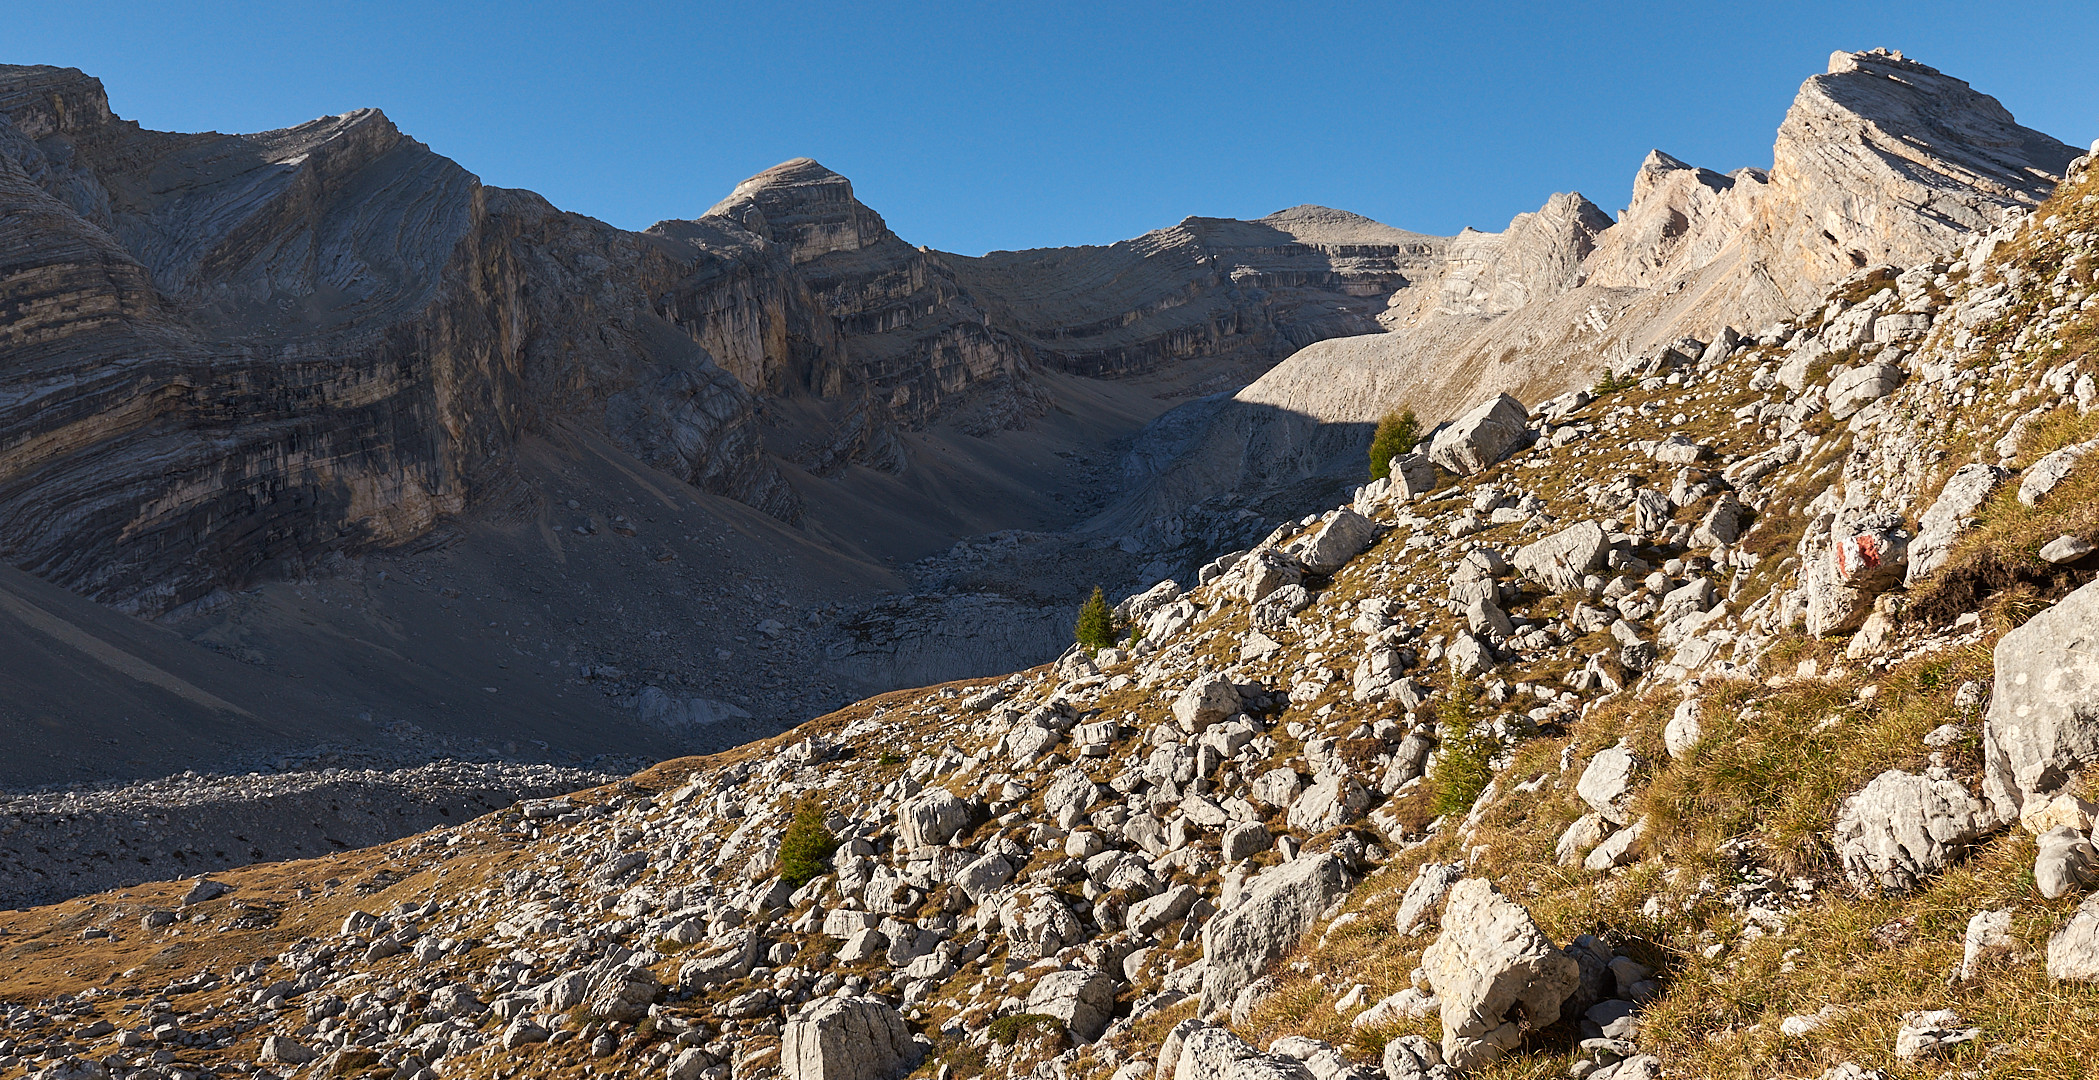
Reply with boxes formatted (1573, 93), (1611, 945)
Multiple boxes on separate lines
(1429, 683), (1497, 818)
(776, 800), (838, 887)
(1074, 585), (1116, 653)
(1366, 409), (1420, 480)
(987, 1013), (1066, 1046)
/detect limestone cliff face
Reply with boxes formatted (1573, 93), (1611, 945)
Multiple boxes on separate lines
(0, 65), (794, 614)
(948, 205), (1446, 378)
(690, 159), (1039, 434)
(1110, 49), (2081, 530)
(660, 160), (1450, 439)
(0, 68), (1435, 617)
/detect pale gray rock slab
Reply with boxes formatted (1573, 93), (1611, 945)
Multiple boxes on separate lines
(1174, 1025), (1315, 1080)
(1286, 775), (1369, 833)
(1393, 862), (1463, 936)
(1128, 884), (1202, 936)
(2020, 441), (2098, 506)
(1656, 578), (1716, 626)
(1906, 463), (2011, 584)
(1827, 361), (1907, 421)
(1291, 510), (1380, 575)
(1198, 854), (1351, 1014)
(1832, 769), (1990, 894)
(1044, 767), (1104, 826)
(1576, 746), (1641, 825)
(1983, 579), (2099, 819)
(2041, 535), (2096, 564)
(781, 994), (920, 1080)
(1234, 552), (1304, 605)
(1421, 877), (1580, 1071)
(1380, 1033), (1453, 1080)
(1514, 521), (1609, 592)
(1555, 813), (1610, 866)
(583, 965), (661, 1023)
(1892, 1009), (1980, 1059)
(2050, 895), (2099, 981)
(1650, 435), (1707, 465)
(259, 1036), (317, 1065)
(1958, 908), (2015, 981)
(1388, 453), (1439, 500)
(1664, 698), (1704, 759)
(1583, 822), (1644, 870)
(1690, 494), (1745, 547)
(1445, 631), (1495, 677)
(2036, 825), (2099, 899)
(1427, 394), (1530, 476)
(1026, 968), (1117, 1042)
(1220, 821), (1272, 862)
(1465, 597), (1513, 638)
(1250, 768), (1305, 809)
(896, 788), (973, 850)
(1174, 675), (1244, 733)
(954, 853), (1015, 902)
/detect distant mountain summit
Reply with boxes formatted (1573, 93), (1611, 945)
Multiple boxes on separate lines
(1107, 48), (2082, 528)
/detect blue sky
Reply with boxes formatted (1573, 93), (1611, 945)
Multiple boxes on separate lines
(9, 2), (2096, 254)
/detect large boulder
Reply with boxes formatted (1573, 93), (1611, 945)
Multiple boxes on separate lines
(1394, 862), (1464, 936)
(678, 929), (763, 989)
(1428, 394), (1531, 476)
(1690, 494), (1745, 548)
(2048, 895), (2099, 982)
(1388, 453), (1440, 500)
(1199, 854), (1352, 1014)
(1804, 510), (1909, 635)
(1292, 509), (1381, 575)
(1514, 521), (1610, 592)
(1984, 579), (2099, 819)
(1826, 361), (1906, 420)
(1174, 1025), (1315, 1080)
(1025, 968), (1117, 1042)
(1116, 579), (1183, 628)
(1174, 675), (1245, 733)
(1832, 769), (1990, 894)
(583, 966), (662, 1023)
(1381, 1035), (1454, 1080)
(2019, 440), (2097, 506)
(1446, 631), (1495, 677)
(2035, 826), (2099, 900)
(1236, 552), (1303, 604)
(896, 788), (974, 850)
(782, 995), (921, 1080)
(1905, 463), (2010, 585)
(1287, 775), (1370, 833)
(1575, 745), (1641, 825)
(1421, 878), (1580, 1071)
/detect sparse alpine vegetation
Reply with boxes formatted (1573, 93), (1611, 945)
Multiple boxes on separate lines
(2, 46), (2099, 1080)
(1368, 411), (1421, 482)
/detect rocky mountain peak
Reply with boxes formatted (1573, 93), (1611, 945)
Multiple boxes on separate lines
(1628, 148), (1732, 208)
(1117, 48), (2082, 539)
(703, 157), (894, 264)
(1252, 204), (1441, 249)
(0, 64), (117, 139)
(1419, 190), (1614, 320)
(1774, 47), (2079, 239)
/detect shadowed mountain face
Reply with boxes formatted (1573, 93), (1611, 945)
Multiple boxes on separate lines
(0, 50), (2079, 791)
(0, 72), (1426, 621)
(0, 66), (1443, 783)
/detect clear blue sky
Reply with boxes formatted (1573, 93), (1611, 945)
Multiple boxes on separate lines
(9, 2), (2096, 255)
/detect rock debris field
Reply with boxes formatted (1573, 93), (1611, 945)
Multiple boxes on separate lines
(0, 132), (2096, 1080)
(5, 47), (2099, 1080)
